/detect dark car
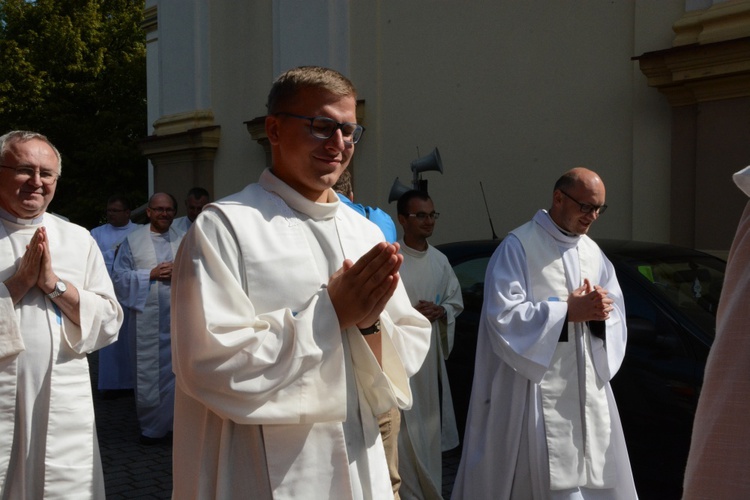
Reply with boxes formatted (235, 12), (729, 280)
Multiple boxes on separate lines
(437, 238), (726, 499)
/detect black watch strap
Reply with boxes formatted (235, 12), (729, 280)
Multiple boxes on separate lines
(358, 320), (380, 336)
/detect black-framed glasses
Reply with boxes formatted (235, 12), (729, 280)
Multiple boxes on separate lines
(407, 212), (440, 221)
(0, 164), (60, 185)
(275, 112), (365, 145)
(559, 190), (607, 215)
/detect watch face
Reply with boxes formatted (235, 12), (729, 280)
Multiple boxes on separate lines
(56, 281), (67, 293)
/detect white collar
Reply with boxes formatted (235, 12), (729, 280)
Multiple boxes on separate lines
(0, 207), (44, 226)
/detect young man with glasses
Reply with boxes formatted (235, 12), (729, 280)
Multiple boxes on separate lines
(453, 167), (636, 499)
(0, 130), (122, 498)
(395, 189), (463, 500)
(170, 66), (431, 499)
(112, 192), (184, 445)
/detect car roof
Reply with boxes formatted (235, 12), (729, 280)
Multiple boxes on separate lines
(435, 238), (725, 264)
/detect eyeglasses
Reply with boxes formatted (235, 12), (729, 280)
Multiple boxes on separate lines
(559, 190), (607, 215)
(148, 207), (176, 214)
(407, 212), (440, 221)
(0, 164), (60, 185)
(275, 112), (365, 145)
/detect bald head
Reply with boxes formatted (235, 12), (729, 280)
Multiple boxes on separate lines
(549, 167), (607, 235)
(553, 168), (604, 194)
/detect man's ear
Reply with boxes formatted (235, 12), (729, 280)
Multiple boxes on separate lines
(552, 189), (563, 209)
(266, 115), (280, 145)
(397, 213), (407, 227)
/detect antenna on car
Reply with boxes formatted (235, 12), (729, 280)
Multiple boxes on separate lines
(480, 181), (499, 240)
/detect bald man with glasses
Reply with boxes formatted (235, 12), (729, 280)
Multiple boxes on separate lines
(453, 167), (636, 500)
(112, 192), (184, 445)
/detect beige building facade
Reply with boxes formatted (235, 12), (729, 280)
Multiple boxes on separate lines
(140, 0), (750, 255)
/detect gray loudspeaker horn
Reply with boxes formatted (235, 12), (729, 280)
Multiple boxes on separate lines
(388, 177), (412, 203)
(411, 147), (443, 175)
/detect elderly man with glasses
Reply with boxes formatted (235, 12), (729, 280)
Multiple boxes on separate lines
(169, 66), (431, 499)
(0, 130), (122, 498)
(453, 167), (637, 500)
(395, 189), (463, 500)
(112, 192), (184, 445)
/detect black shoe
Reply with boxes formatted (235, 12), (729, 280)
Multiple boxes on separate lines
(101, 389), (133, 400)
(139, 433), (172, 446)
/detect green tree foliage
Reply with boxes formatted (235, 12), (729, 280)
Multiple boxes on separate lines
(0, 0), (148, 228)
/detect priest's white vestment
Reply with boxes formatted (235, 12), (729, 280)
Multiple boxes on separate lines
(170, 216), (191, 235)
(397, 242), (463, 500)
(112, 224), (183, 438)
(0, 212), (122, 499)
(452, 210), (636, 500)
(170, 170), (432, 500)
(90, 221), (140, 274)
(90, 220), (140, 391)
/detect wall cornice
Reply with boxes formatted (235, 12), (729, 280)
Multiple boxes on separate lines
(673, 0), (750, 46)
(635, 36), (750, 106)
(142, 5), (157, 35)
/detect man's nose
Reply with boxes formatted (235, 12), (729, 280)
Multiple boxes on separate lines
(325, 129), (346, 149)
(26, 172), (44, 187)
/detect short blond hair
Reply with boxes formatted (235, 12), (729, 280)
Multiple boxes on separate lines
(266, 66), (357, 115)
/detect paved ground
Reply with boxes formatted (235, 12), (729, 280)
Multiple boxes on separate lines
(90, 352), (460, 499)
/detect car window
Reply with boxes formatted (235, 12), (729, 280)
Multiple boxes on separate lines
(453, 256), (491, 312)
(617, 255), (724, 339)
(453, 256), (491, 291)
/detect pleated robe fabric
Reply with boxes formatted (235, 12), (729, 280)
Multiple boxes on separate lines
(0, 212), (122, 499)
(683, 167), (750, 499)
(170, 170), (432, 500)
(112, 225), (184, 438)
(397, 242), (463, 500)
(90, 220), (140, 391)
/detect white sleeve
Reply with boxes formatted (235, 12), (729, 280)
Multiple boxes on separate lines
(482, 235), (569, 383)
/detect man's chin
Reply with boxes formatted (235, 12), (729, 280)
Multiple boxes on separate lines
(18, 201), (46, 218)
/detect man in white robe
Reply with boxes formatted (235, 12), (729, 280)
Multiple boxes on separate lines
(452, 168), (636, 500)
(170, 66), (432, 500)
(171, 186), (209, 234)
(683, 166), (750, 498)
(396, 190), (463, 500)
(90, 194), (140, 393)
(112, 192), (184, 444)
(0, 130), (122, 498)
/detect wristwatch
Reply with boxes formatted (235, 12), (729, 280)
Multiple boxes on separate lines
(358, 320), (381, 336)
(47, 280), (67, 299)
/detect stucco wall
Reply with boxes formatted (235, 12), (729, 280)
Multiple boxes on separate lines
(146, 0), (686, 245)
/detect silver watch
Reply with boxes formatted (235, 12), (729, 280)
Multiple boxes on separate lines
(47, 280), (67, 299)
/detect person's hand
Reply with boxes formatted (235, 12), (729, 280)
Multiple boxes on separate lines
(415, 300), (445, 322)
(150, 261), (174, 281)
(36, 227), (60, 294)
(328, 242), (403, 330)
(4, 227), (45, 301)
(566, 278), (614, 322)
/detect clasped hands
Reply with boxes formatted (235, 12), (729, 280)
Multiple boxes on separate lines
(5, 226), (60, 304)
(150, 261), (173, 281)
(414, 300), (444, 322)
(327, 241), (402, 331)
(566, 278), (614, 323)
